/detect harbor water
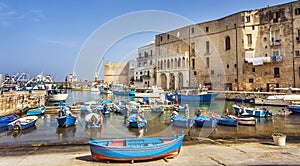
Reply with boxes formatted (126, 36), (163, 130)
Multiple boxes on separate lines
(0, 91), (300, 147)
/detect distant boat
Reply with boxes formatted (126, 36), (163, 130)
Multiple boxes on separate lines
(0, 113), (19, 128)
(167, 89), (219, 103)
(233, 104), (272, 117)
(7, 116), (38, 131)
(46, 89), (68, 102)
(99, 84), (112, 94)
(227, 115), (256, 126)
(26, 105), (46, 116)
(89, 134), (184, 162)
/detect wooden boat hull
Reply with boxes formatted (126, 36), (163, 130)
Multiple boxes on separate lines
(287, 105), (300, 113)
(57, 115), (77, 127)
(171, 116), (194, 128)
(194, 116), (217, 127)
(0, 113), (19, 128)
(7, 116), (38, 130)
(89, 134), (184, 162)
(26, 106), (46, 116)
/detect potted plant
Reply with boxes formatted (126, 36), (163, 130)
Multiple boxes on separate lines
(272, 133), (287, 146)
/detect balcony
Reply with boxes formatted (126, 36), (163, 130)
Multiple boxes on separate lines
(271, 39), (281, 46)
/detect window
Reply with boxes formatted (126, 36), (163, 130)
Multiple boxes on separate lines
(249, 78), (254, 83)
(178, 58), (181, 68)
(271, 29), (280, 45)
(150, 50), (152, 56)
(191, 27), (194, 33)
(160, 61), (163, 69)
(247, 34), (252, 45)
(191, 42), (195, 55)
(252, 26), (255, 30)
(299, 67), (300, 77)
(206, 26), (209, 32)
(211, 70), (214, 75)
(206, 41), (210, 54)
(245, 16), (250, 22)
(245, 50), (254, 58)
(273, 11), (279, 23)
(192, 58), (195, 70)
(225, 36), (231, 50)
(252, 68), (255, 72)
(167, 34), (170, 40)
(296, 50), (300, 57)
(160, 36), (163, 41)
(206, 57), (210, 68)
(297, 29), (300, 41)
(194, 71), (197, 75)
(274, 67), (280, 78)
(167, 59), (170, 68)
(296, 8), (300, 15)
(227, 64), (229, 68)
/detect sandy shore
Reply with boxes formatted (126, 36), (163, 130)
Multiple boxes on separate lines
(1, 138), (300, 166)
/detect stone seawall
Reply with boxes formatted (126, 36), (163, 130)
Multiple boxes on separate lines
(0, 90), (46, 116)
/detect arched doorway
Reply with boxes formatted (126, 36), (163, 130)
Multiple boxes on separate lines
(169, 73), (175, 90)
(160, 74), (167, 90)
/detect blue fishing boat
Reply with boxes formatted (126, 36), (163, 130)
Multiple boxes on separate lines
(193, 115), (218, 127)
(287, 105), (300, 113)
(89, 134), (184, 162)
(232, 104), (272, 117)
(171, 115), (194, 128)
(212, 113), (238, 126)
(172, 104), (189, 112)
(127, 114), (147, 128)
(113, 89), (135, 96)
(167, 90), (219, 103)
(0, 113), (19, 128)
(234, 97), (255, 103)
(7, 116), (38, 131)
(57, 115), (77, 128)
(57, 106), (77, 127)
(26, 105), (46, 116)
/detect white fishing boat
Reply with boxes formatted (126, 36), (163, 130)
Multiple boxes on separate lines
(99, 84), (112, 94)
(255, 87), (300, 106)
(134, 86), (165, 99)
(47, 89), (69, 102)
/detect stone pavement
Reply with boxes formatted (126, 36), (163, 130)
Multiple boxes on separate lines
(1, 139), (300, 166)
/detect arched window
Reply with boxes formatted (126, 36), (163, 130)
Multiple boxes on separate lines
(225, 36), (231, 50)
(178, 58), (181, 68)
(167, 59), (170, 68)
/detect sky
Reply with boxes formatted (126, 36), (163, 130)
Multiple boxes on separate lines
(0, 0), (294, 81)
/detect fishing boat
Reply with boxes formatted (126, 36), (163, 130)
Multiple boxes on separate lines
(127, 114), (147, 128)
(89, 134), (184, 162)
(150, 105), (164, 113)
(232, 104), (273, 117)
(171, 115), (194, 128)
(7, 116), (38, 131)
(111, 84), (135, 96)
(167, 89), (219, 104)
(212, 113), (238, 126)
(85, 113), (103, 128)
(0, 113), (19, 128)
(57, 107), (77, 127)
(227, 115), (256, 126)
(46, 89), (69, 102)
(97, 104), (111, 116)
(234, 97), (255, 103)
(134, 86), (165, 99)
(172, 104), (189, 112)
(26, 105), (46, 116)
(193, 115), (218, 128)
(286, 104), (300, 113)
(99, 84), (112, 94)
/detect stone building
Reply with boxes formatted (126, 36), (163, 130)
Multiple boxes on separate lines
(103, 62), (129, 85)
(155, 1), (300, 91)
(134, 42), (156, 88)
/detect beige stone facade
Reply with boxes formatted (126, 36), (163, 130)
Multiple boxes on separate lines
(103, 62), (129, 85)
(155, 1), (300, 91)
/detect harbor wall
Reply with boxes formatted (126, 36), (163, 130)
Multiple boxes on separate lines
(0, 90), (46, 116)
